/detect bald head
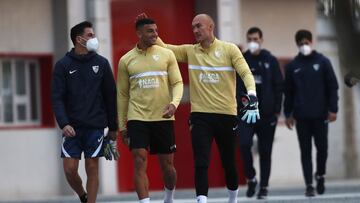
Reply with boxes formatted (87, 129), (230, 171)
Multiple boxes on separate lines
(192, 14), (215, 45)
(193, 14), (215, 27)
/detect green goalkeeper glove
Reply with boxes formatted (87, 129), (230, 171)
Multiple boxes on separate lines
(103, 137), (119, 161)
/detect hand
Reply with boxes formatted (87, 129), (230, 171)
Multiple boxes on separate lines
(107, 131), (117, 141)
(239, 94), (260, 124)
(285, 117), (295, 130)
(103, 136), (120, 161)
(327, 112), (337, 122)
(344, 73), (359, 88)
(62, 125), (76, 137)
(135, 13), (148, 23)
(162, 104), (176, 118)
(120, 130), (130, 146)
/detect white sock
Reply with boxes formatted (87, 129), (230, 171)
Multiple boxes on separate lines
(196, 195), (207, 203)
(227, 188), (238, 203)
(139, 197), (150, 203)
(164, 187), (175, 203)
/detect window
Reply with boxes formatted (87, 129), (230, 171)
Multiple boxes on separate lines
(0, 58), (41, 126)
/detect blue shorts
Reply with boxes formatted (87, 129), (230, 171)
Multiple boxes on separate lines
(61, 127), (104, 159)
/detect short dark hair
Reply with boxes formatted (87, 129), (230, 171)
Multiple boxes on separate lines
(295, 29), (312, 45)
(70, 21), (93, 46)
(135, 18), (156, 30)
(247, 27), (263, 38)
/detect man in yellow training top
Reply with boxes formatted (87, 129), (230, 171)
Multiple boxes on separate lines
(138, 13), (259, 203)
(117, 18), (183, 203)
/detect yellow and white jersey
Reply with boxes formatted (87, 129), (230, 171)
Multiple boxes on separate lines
(157, 38), (256, 116)
(117, 45), (183, 131)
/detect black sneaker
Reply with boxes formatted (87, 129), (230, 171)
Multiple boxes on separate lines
(257, 187), (268, 199)
(305, 185), (315, 197)
(316, 175), (325, 194)
(246, 178), (257, 198)
(79, 193), (87, 203)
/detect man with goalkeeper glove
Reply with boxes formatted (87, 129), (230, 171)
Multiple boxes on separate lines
(51, 21), (118, 203)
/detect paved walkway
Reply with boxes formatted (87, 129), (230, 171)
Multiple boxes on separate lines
(2, 180), (359, 203)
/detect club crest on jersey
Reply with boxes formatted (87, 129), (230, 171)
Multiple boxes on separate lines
(313, 64), (320, 71)
(214, 50), (221, 58)
(264, 62), (270, 69)
(92, 65), (99, 73)
(152, 54), (160, 61)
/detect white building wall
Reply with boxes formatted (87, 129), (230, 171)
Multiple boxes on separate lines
(239, 0), (316, 57)
(0, 0), (62, 200)
(0, 0), (53, 53)
(87, 0), (118, 195)
(217, 0), (241, 44)
(0, 129), (61, 200)
(67, 0), (87, 49)
(316, 17), (346, 179)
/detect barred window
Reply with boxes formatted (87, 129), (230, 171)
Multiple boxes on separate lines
(0, 58), (41, 126)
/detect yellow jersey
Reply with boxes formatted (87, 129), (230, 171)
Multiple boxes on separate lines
(117, 45), (183, 131)
(157, 38), (256, 116)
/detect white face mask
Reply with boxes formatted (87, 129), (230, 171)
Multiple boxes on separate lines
(247, 41), (260, 54)
(299, 45), (312, 56)
(80, 37), (99, 51)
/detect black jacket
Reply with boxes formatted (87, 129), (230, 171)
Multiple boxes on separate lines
(284, 51), (339, 119)
(237, 49), (284, 118)
(51, 49), (118, 130)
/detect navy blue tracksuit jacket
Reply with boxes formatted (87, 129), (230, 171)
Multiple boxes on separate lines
(237, 49), (284, 117)
(284, 51), (339, 119)
(51, 49), (118, 131)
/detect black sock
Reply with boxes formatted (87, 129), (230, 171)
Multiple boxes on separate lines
(79, 193), (87, 203)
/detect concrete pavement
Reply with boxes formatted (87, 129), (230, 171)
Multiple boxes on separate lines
(1, 179), (359, 203)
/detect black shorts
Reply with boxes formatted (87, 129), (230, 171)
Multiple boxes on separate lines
(127, 120), (176, 154)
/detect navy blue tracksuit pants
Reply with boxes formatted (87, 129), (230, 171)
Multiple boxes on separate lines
(295, 119), (328, 185)
(238, 115), (278, 187)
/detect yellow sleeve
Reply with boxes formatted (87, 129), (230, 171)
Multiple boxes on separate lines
(229, 44), (256, 94)
(167, 51), (184, 108)
(156, 37), (189, 63)
(116, 59), (130, 131)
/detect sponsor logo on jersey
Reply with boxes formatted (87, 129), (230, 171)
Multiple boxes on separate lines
(199, 72), (220, 83)
(69, 69), (77, 74)
(138, 77), (160, 88)
(294, 68), (301, 73)
(92, 65), (99, 73)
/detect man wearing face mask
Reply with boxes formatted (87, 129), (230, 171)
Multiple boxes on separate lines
(51, 21), (118, 203)
(236, 27), (284, 199)
(284, 29), (339, 197)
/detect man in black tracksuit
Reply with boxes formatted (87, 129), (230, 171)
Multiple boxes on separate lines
(236, 27), (284, 199)
(51, 21), (118, 203)
(284, 29), (339, 197)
